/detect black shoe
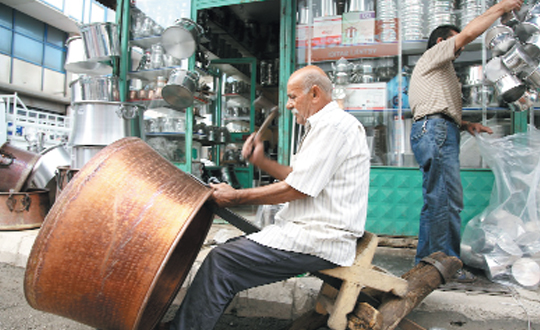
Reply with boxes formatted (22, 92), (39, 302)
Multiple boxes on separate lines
(452, 268), (476, 283)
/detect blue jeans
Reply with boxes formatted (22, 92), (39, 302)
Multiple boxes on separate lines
(170, 236), (336, 330)
(410, 116), (463, 264)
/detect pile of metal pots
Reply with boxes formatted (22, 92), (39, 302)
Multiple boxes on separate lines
(66, 22), (145, 169)
(484, 3), (540, 111)
(0, 142), (71, 230)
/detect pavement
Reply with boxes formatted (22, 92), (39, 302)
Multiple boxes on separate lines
(1, 205), (540, 330)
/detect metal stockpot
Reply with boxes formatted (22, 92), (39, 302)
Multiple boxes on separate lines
(64, 36), (113, 75)
(502, 43), (535, 75)
(28, 144), (71, 203)
(161, 18), (204, 59)
(70, 75), (121, 103)
(162, 69), (199, 108)
(484, 25), (516, 56)
(69, 101), (144, 146)
(0, 142), (41, 192)
(494, 74), (527, 103)
(79, 22), (120, 61)
(24, 137), (214, 330)
(0, 188), (50, 230)
(71, 145), (104, 169)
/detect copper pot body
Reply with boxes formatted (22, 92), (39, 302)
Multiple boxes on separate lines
(24, 137), (215, 330)
(54, 166), (79, 198)
(0, 142), (41, 192)
(0, 188), (50, 230)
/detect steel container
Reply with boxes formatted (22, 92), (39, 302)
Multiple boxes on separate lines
(79, 22), (120, 61)
(161, 18), (204, 60)
(64, 36), (113, 75)
(162, 69), (199, 109)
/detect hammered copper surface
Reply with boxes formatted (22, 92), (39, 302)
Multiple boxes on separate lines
(0, 189), (50, 230)
(0, 142), (41, 192)
(24, 137), (215, 330)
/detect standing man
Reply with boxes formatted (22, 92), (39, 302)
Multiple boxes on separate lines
(161, 65), (371, 330)
(409, 0), (523, 282)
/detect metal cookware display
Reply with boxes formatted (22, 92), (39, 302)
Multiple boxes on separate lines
(70, 75), (120, 103)
(24, 137), (215, 330)
(0, 188), (50, 230)
(79, 22), (120, 61)
(0, 142), (41, 193)
(64, 36), (113, 75)
(484, 25), (517, 56)
(162, 69), (199, 108)
(69, 101), (143, 146)
(161, 18), (204, 60)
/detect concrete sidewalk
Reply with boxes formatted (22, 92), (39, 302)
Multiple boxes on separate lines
(2, 207), (540, 329)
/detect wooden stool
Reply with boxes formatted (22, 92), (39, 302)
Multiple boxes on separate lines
(314, 232), (408, 330)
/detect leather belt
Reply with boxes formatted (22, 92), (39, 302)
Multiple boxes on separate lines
(415, 113), (456, 125)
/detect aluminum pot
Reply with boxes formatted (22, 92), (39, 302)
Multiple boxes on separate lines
(24, 137), (214, 330)
(71, 75), (121, 103)
(162, 69), (199, 109)
(71, 145), (105, 168)
(494, 74), (527, 103)
(0, 142), (41, 192)
(161, 18), (204, 59)
(69, 101), (144, 146)
(79, 22), (120, 61)
(55, 166), (79, 198)
(64, 36), (113, 75)
(501, 43), (535, 75)
(485, 25), (516, 56)
(28, 144), (71, 203)
(0, 188), (50, 230)
(516, 17), (540, 42)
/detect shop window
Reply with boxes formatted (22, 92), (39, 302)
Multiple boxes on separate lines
(0, 27), (11, 54)
(65, 0), (84, 22)
(91, 2), (105, 22)
(0, 3), (13, 28)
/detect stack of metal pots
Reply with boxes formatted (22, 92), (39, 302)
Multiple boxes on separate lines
(484, 2), (540, 111)
(66, 23), (145, 169)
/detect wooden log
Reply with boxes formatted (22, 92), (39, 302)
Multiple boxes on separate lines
(353, 251), (462, 330)
(348, 303), (382, 330)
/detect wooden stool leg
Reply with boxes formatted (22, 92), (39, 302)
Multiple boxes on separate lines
(315, 282), (339, 315)
(327, 281), (363, 330)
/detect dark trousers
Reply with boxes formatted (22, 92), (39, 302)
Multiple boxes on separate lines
(170, 236), (336, 330)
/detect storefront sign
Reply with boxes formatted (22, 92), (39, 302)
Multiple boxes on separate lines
(345, 82), (388, 110)
(342, 11), (375, 45)
(311, 42), (399, 62)
(312, 15), (342, 47)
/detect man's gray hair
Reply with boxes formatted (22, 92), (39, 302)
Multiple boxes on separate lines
(302, 71), (333, 96)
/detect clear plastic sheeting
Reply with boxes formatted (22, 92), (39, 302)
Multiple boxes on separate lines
(462, 126), (540, 289)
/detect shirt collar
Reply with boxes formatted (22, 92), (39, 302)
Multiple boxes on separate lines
(305, 101), (339, 129)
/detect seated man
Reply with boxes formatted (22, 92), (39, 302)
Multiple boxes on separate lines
(163, 65), (371, 330)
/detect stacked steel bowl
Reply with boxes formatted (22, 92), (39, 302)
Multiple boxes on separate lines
(427, 0), (457, 35)
(376, 0), (398, 42)
(401, 0), (425, 41)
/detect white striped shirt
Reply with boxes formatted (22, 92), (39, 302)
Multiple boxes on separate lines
(247, 101), (371, 266)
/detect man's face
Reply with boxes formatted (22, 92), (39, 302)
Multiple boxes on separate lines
(286, 77), (311, 125)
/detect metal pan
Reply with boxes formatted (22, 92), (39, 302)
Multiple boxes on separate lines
(162, 69), (199, 109)
(161, 18), (204, 60)
(0, 188), (50, 230)
(0, 142), (41, 192)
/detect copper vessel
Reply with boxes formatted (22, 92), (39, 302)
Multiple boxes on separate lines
(0, 142), (41, 192)
(24, 137), (215, 330)
(0, 188), (50, 230)
(54, 166), (79, 198)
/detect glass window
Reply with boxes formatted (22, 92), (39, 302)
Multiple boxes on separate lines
(42, 0), (64, 11)
(0, 3), (13, 28)
(13, 34), (43, 64)
(65, 0), (84, 22)
(47, 26), (66, 47)
(44, 45), (64, 71)
(14, 12), (44, 41)
(91, 2), (105, 23)
(0, 27), (12, 54)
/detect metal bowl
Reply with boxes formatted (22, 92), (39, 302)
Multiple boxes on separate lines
(485, 25), (517, 56)
(512, 258), (540, 287)
(494, 74), (527, 103)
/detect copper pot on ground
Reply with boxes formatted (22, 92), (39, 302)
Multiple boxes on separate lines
(0, 188), (50, 230)
(0, 142), (41, 192)
(24, 137), (215, 330)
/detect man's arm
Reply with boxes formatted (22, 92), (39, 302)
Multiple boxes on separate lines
(455, 0), (523, 51)
(210, 181), (307, 208)
(241, 133), (292, 181)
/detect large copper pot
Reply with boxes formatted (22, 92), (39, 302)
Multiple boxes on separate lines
(0, 188), (50, 230)
(24, 137), (215, 330)
(0, 142), (41, 192)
